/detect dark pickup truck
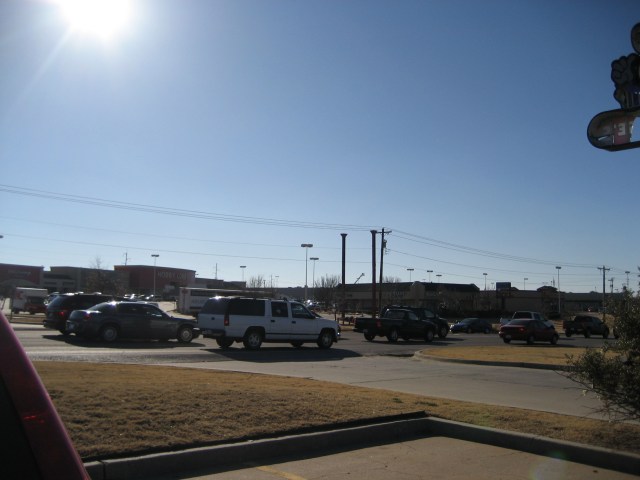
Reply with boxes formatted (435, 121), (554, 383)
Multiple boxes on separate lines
(382, 304), (449, 338)
(354, 308), (436, 343)
(563, 315), (610, 338)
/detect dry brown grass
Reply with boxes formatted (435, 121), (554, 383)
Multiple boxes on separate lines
(34, 361), (640, 462)
(423, 346), (581, 365)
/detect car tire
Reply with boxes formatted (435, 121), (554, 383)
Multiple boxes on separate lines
(291, 341), (303, 348)
(317, 330), (333, 349)
(424, 329), (434, 343)
(565, 330), (572, 337)
(550, 334), (559, 345)
(503, 338), (511, 344)
(387, 328), (399, 343)
(584, 329), (591, 339)
(177, 326), (194, 343)
(466, 327), (471, 334)
(526, 335), (535, 345)
(483, 327), (490, 334)
(364, 332), (376, 341)
(438, 326), (448, 338)
(216, 337), (234, 349)
(243, 329), (263, 350)
(100, 325), (119, 343)
(603, 328), (609, 339)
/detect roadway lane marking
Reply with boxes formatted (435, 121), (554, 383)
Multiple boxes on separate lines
(256, 465), (307, 479)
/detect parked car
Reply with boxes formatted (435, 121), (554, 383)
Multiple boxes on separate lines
(198, 297), (339, 350)
(450, 318), (493, 333)
(499, 319), (559, 345)
(0, 311), (89, 479)
(66, 301), (199, 343)
(44, 292), (113, 333)
(563, 315), (610, 338)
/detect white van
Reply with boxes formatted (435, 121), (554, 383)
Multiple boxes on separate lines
(197, 297), (339, 350)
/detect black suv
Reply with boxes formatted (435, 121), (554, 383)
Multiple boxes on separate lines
(44, 293), (113, 333)
(382, 305), (449, 338)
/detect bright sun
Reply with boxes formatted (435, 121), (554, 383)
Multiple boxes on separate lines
(56, 0), (133, 39)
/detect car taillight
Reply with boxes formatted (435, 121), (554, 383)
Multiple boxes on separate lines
(224, 312), (229, 326)
(58, 310), (68, 318)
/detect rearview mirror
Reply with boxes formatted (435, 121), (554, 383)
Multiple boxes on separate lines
(587, 108), (640, 151)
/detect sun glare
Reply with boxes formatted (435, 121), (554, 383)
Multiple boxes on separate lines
(56, 0), (133, 40)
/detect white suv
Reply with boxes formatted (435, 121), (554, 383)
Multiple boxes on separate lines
(197, 297), (339, 350)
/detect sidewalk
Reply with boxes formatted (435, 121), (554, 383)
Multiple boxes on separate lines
(85, 417), (640, 480)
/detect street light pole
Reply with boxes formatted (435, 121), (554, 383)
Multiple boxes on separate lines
(151, 254), (159, 297)
(310, 257), (319, 300)
(524, 277), (528, 290)
(240, 265), (246, 282)
(407, 268), (414, 282)
(301, 243), (313, 302)
(555, 266), (561, 314)
(427, 270), (433, 282)
(483, 273), (487, 291)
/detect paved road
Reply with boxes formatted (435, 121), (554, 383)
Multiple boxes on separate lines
(14, 323), (606, 420)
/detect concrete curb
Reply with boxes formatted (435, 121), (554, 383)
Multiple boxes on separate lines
(414, 350), (570, 371)
(84, 416), (640, 480)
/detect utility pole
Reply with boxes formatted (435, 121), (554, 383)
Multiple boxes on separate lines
(371, 230), (377, 319)
(378, 228), (390, 311)
(341, 233), (347, 323)
(598, 265), (610, 323)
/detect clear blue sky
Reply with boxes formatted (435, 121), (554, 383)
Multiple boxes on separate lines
(1, 0), (638, 293)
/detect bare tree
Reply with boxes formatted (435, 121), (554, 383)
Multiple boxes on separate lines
(314, 274), (340, 307)
(85, 257), (121, 294)
(247, 275), (266, 290)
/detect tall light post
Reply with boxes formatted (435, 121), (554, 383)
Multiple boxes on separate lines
(240, 265), (246, 282)
(524, 277), (528, 290)
(310, 257), (319, 300)
(483, 273), (487, 291)
(436, 274), (442, 283)
(555, 266), (561, 314)
(301, 243), (313, 302)
(407, 268), (414, 282)
(151, 254), (159, 297)
(427, 270), (433, 282)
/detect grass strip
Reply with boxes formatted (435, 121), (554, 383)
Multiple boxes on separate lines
(34, 361), (640, 461)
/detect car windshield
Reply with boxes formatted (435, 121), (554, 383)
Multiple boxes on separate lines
(4, 4), (636, 475)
